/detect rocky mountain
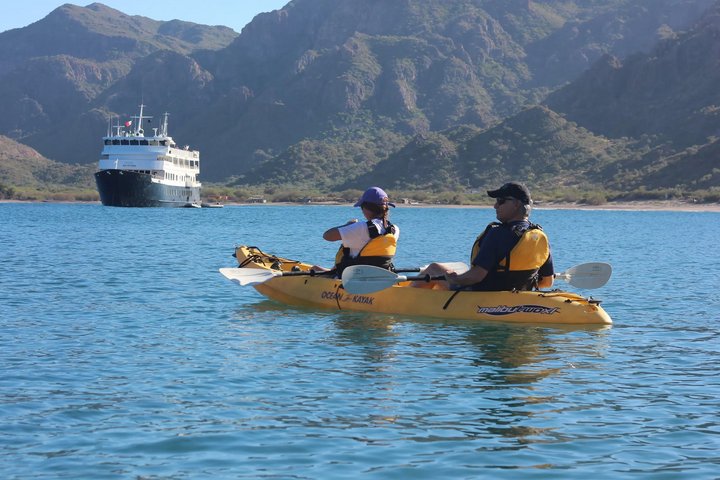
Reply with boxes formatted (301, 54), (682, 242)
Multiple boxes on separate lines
(545, 3), (720, 148)
(346, 106), (633, 192)
(1, 0), (719, 197)
(0, 3), (235, 139)
(352, 0), (720, 194)
(0, 135), (94, 190)
(537, 1), (720, 192)
(525, 0), (716, 87)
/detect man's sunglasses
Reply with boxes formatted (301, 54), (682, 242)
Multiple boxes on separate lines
(495, 197), (517, 205)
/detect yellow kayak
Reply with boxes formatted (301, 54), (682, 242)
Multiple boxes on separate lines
(222, 246), (612, 325)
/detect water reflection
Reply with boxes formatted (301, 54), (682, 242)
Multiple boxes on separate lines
(226, 297), (617, 449)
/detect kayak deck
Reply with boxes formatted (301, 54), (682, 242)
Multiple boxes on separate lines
(228, 245), (612, 325)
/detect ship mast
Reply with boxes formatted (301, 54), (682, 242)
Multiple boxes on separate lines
(131, 103), (153, 137)
(161, 112), (170, 137)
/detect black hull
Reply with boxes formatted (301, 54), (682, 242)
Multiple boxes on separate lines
(95, 170), (201, 207)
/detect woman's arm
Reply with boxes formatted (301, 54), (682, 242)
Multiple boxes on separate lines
(323, 219), (358, 241)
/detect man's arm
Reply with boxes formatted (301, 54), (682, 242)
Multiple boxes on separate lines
(536, 275), (554, 289)
(445, 265), (488, 286)
(536, 253), (554, 289)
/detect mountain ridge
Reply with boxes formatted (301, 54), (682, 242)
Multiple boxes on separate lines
(1, 0), (719, 199)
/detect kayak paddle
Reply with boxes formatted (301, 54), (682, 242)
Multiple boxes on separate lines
(220, 261), (469, 287)
(219, 267), (325, 286)
(554, 262), (611, 289)
(341, 266), (443, 294)
(342, 262), (612, 294)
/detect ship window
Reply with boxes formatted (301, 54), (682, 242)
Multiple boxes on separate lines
(101, 154), (109, 159)
(130, 140), (139, 145)
(160, 141), (167, 146)
(112, 140), (119, 145)
(104, 140), (111, 145)
(140, 140), (148, 145)
(121, 140), (129, 145)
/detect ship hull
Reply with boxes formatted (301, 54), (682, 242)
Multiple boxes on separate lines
(95, 170), (200, 207)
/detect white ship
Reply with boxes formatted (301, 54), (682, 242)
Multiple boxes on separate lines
(95, 104), (201, 207)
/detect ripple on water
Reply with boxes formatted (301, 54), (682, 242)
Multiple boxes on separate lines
(1, 205), (719, 478)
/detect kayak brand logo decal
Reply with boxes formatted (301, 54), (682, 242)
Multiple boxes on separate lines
(321, 291), (343, 300)
(476, 304), (559, 315)
(320, 290), (374, 305)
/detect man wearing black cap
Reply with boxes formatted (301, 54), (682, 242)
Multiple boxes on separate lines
(420, 182), (554, 291)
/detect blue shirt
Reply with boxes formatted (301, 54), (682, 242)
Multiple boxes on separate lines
(470, 220), (553, 291)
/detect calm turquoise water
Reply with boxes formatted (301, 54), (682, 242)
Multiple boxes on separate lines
(1, 203), (719, 479)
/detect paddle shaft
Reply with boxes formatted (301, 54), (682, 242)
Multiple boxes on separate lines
(220, 266), (440, 286)
(341, 261), (611, 294)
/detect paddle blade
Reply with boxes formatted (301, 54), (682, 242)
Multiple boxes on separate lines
(342, 265), (405, 294)
(555, 262), (612, 289)
(219, 267), (280, 286)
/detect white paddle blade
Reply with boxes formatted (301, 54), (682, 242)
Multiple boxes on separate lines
(555, 262), (612, 289)
(219, 267), (280, 286)
(342, 265), (406, 294)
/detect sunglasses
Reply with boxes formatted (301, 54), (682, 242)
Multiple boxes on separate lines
(495, 197), (517, 205)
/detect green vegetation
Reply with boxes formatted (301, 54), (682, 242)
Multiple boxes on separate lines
(3, 177), (718, 206)
(0, 183), (98, 202)
(197, 183), (720, 206)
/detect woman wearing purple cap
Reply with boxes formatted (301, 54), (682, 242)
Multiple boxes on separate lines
(312, 187), (400, 276)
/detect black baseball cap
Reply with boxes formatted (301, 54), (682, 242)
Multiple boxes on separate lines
(487, 182), (532, 205)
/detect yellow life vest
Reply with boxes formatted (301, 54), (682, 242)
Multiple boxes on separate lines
(334, 221), (397, 274)
(470, 222), (549, 290)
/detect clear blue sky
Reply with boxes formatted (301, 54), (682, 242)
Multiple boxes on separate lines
(0, 1), (290, 34)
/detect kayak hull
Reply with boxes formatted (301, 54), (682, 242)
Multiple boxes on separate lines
(229, 246), (612, 325)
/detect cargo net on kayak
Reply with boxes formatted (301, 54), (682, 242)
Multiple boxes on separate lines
(236, 245), (302, 271)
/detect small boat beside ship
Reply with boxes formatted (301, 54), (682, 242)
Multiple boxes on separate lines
(95, 104), (201, 207)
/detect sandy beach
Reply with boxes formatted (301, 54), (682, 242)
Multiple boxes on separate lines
(342, 200), (720, 212)
(535, 200), (720, 212)
(3, 199), (719, 212)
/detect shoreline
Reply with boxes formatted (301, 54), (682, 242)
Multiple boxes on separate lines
(535, 200), (720, 212)
(2, 199), (719, 212)
(224, 200), (720, 212)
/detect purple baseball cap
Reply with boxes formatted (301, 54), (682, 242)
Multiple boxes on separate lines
(354, 187), (396, 207)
